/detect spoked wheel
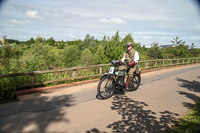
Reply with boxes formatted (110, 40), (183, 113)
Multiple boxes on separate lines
(128, 74), (141, 91)
(97, 76), (115, 99)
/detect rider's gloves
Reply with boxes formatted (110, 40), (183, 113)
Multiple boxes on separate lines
(128, 60), (136, 66)
(119, 60), (123, 64)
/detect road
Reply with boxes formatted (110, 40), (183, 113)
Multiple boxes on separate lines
(0, 64), (200, 133)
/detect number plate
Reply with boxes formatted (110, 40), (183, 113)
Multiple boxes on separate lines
(109, 67), (115, 74)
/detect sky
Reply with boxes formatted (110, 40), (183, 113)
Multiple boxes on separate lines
(0, 0), (200, 47)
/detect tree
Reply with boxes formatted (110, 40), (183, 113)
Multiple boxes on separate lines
(191, 43), (195, 49)
(122, 33), (134, 51)
(189, 47), (200, 57)
(104, 31), (124, 61)
(103, 35), (107, 43)
(80, 49), (95, 66)
(80, 34), (97, 54)
(62, 45), (81, 67)
(95, 45), (109, 64)
(21, 43), (50, 71)
(171, 37), (185, 46)
(3, 35), (7, 44)
(147, 42), (163, 59)
(80, 34), (92, 49)
(57, 40), (66, 49)
(122, 34), (134, 44)
(6, 39), (20, 45)
(47, 37), (56, 46)
(101, 35), (109, 47)
(35, 36), (46, 44)
(175, 45), (189, 58)
(26, 37), (35, 45)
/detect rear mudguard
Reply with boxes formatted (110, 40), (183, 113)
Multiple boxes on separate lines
(134, 73), (141, 84)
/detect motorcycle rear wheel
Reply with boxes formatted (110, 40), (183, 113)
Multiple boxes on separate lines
(128, 74), (141, 91)
(97, 76), (115, 99)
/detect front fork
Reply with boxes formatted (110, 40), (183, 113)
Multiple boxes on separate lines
(117, 76), (125, 87)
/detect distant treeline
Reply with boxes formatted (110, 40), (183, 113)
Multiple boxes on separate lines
(0, 31), (200, 75)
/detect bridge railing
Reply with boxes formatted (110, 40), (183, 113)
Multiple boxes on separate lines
(0, 57), (200, 90)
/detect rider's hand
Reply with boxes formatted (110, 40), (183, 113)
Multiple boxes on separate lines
(128, 60), (136, 66)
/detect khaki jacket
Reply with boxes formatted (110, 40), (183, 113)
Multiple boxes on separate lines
(125, 48), (137, 63)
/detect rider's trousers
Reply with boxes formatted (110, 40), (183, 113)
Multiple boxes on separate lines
(118, 64), (138, 83)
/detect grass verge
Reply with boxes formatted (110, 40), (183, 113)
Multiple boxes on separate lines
(166, 101), (200, 133)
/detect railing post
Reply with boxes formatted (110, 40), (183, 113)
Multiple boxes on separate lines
(31, 74), (35, 85)
(170, 60), (172, 65)
(163, 60), (165, 66)
(155, 61), (157, 67)
(145, 61), (149, 68)
(72, 70), (76, 78)
(99, 67), (102, 75)
(188, 59), (190, 64)
(183, 59), (184, 64)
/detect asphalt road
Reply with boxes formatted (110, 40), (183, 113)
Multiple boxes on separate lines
(0, 64), (200, 133)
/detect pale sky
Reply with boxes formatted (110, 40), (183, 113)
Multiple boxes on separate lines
(0, 0), (200, 47)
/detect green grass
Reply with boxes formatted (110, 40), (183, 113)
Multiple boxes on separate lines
(166, 101), (200, 133)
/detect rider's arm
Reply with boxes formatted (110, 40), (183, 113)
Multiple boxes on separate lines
(134, 51), (139, 63)
(120, 53), (126, 62)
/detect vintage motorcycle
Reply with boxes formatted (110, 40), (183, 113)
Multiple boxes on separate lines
(97, 60), (141, 99)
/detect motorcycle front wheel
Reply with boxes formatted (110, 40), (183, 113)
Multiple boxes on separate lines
(97, 76), (115, 99)
(128, 74), (141, 91)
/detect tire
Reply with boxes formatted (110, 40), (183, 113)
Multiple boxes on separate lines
(128, 74), (141, 91)
(97, 75), (115, 99)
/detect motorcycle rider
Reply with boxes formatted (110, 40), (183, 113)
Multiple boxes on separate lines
(119, 42), (139, 89)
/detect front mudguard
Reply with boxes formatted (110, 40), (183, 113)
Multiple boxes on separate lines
(100, 73), (109, 80)
(99, 73), (116, 84)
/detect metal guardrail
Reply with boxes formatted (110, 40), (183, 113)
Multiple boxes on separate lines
(1, 57), (200, 89)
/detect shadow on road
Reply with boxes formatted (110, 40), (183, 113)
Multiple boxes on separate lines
(87, 95), (179, 133)
(96, 89), (125, 100)
(177, 91), (200, 109)
(0, 94), (75, 133)
(87, 76), (200, 133)
(87, 75), (200, 133)
(176, 77), (200, 109)
(176, 77), (200, 93)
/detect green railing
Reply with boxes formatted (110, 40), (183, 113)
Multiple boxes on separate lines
(0, 57), (200, 90)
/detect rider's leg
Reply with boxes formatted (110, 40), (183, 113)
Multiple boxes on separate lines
(125, 66), (137, 89)
(118, 65), (127, 71)
(118, 65), (127, 84)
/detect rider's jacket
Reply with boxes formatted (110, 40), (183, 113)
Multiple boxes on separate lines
(121, 48), (139, 64)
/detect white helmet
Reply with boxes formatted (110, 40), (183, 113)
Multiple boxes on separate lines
(126, 42), (133, 47)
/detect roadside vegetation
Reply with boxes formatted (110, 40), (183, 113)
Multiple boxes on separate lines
(0, 31), (200, 101)
(166, 101), (200, 133)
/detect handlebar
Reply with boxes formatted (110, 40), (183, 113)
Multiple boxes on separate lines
(110, 60), (124, 67)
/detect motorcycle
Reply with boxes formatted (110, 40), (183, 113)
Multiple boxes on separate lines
(97, 60), (141, 99)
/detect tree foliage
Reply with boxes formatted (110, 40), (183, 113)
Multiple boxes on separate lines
(81, 49), (95, 66)
(0, 32), (200, 100)
(0, 33), (199, 72)
(104, 31), (124, 61)
(171, 37), (185, 46)
(62, 45), (81, 68)
(147, 42), (163, 59)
